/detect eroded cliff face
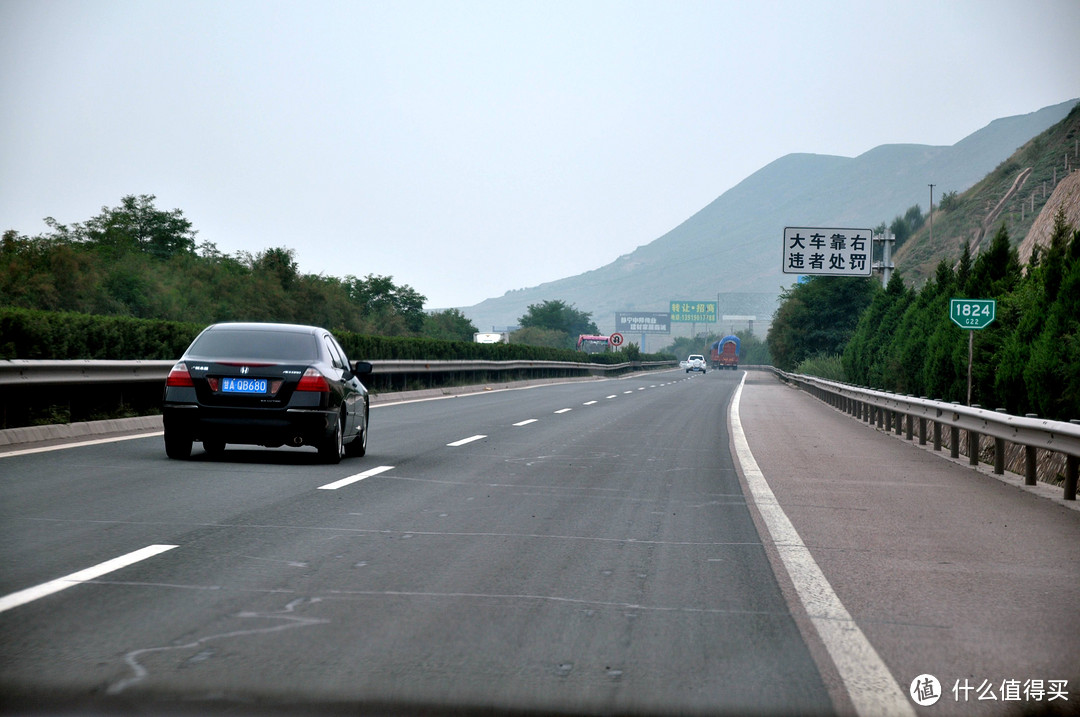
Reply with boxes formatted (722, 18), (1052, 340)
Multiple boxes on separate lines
(1020, 170), (1080, 265)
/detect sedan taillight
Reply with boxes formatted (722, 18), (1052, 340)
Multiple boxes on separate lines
(166, 362), (194, 387)
(296, 368), (330, 392)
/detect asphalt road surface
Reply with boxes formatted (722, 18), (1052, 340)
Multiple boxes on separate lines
(3, 369), (1077, 716)
(0, 370), (833, 715)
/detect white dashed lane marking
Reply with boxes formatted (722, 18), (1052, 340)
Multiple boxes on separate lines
(0, 544), (179, 614)
(318, 465), (395, 491)
(447, 435), (486, 447)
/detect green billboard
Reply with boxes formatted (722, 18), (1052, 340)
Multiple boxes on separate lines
(669, 301), (717, 323)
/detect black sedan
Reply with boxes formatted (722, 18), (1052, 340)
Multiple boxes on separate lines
(162, 322), (371, 463)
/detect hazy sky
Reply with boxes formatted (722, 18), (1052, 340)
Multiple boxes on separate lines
(2, 1), (1078, 309)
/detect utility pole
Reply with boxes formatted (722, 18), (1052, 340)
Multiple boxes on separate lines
(928, 183), (935, 248)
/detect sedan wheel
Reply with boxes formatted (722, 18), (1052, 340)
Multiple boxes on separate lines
(319, 413), (344, 464)
(345, 406), (369, 458)
(164, 430), (192, 460)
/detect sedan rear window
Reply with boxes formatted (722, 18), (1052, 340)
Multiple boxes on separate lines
(187, 329), (319, 361)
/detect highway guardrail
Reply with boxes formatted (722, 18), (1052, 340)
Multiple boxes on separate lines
(773, 368), (1079, 501)
(0, 357), (679, 428)
(0, 358), (676, 386)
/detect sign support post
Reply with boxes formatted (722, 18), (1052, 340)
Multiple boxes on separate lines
(968, 331), (974, 406)
(879, 231), (895, 288)
(950, 298), (997, 406)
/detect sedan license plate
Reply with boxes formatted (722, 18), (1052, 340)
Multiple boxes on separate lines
(221, 377), (268, 394)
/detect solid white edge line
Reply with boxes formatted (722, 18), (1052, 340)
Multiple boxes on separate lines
(0, 432), (165, 459)
(447, 435), (486, 447)
(0, 544), (178, 614)
(729, 374), (914, 717)
(317, 465), (395, 491)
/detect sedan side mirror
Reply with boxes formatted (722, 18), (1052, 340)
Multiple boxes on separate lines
(352, 360), (374, 387)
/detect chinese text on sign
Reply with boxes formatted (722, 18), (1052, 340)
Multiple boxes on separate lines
(782, 227), (873, 276)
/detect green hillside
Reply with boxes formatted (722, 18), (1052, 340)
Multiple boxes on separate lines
(896, 102), (1080, 282)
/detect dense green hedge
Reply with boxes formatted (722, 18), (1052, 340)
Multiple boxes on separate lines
(0, 308), (673, 364)
(0, 308), (203, 360)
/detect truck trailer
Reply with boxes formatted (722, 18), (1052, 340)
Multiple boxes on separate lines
(709, 335), (740, 370)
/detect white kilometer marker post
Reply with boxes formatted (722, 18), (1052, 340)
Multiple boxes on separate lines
(318, 465), (395, 490)
(447, 435), (486, 447)
(0, 544), (178, 614)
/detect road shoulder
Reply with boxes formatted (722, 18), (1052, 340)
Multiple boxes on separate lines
(732, 371), (1080, 714)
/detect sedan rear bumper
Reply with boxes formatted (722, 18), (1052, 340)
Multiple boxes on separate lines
(163, 404), (337, 448)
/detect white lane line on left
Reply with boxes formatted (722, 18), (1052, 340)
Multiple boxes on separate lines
(0, 544), (178, 614)
(318, 465), (395, 491)
(0, 432), (165, 459)
(447, 435), (486, 447)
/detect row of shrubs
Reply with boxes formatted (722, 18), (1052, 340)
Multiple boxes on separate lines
(0, 308), (674, 364)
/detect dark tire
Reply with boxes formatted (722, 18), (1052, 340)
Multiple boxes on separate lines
(319, 413), (344, 464)
(165, 430), (193, 460)
(203, 439), (225, 455)
(345, 405), (369, 458)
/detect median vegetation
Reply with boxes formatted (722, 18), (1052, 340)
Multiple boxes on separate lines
(0, 306), (679, 365)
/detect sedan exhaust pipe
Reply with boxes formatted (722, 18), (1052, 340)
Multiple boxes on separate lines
(291, 436), (304, 446)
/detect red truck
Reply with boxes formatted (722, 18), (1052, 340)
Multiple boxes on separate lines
(709, 335), (741, 370)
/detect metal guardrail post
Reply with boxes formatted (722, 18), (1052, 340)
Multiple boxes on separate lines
(1066, 455), (1078, 501)
(967, 405), (980, 466)
(918, 403), (927, 445)
(1068, 420), (1080, 500)
(993, 409), (1008, 475)
(1025, 446), (1038, 486)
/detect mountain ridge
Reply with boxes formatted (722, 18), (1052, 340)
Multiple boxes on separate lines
(462, 99), (1079, 338)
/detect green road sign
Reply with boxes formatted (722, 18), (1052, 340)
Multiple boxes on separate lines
(669, 301), (717, 323)
(950, 298), (996, 329)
